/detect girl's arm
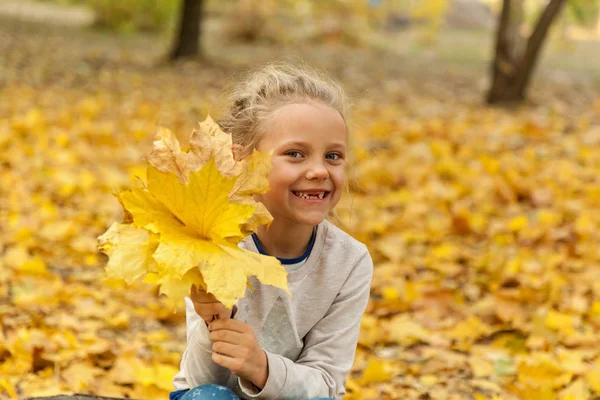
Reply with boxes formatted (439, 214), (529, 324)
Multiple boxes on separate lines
(238, 247), (374, 399)
(177, 296), (233, 387)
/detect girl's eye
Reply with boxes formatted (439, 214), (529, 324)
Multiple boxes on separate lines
(326, 153), (342, 160)
(286, 151), (302, 158)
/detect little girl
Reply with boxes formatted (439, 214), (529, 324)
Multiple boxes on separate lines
(169, 63), (373, 400)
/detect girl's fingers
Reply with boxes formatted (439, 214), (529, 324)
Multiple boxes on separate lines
(196, 305), (231, 324)
(212, 340), (241, 357)
(212, 351), (236, 370)
(197, 311), (215, 323)
(190, 284), (217, 303)
(208, 318), (247, 333)
(195, 303), (222, 318)
(190, 284), (231, 323)
(209, 329), (243, 344)
(217, 308), (231, 320)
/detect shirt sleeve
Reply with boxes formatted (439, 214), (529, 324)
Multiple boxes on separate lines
(176, 297), (233, 387)
(238, 247), (374, 399)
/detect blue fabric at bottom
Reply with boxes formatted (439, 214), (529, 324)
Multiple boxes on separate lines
(169, 388), (190, 400)
(168, 384), (334, 400)
(171, 384), (239, 400)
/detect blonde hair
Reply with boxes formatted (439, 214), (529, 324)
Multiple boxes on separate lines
(218, 62), (348, 157)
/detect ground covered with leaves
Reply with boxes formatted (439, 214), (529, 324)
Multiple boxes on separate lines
(2, 16), (600, 400)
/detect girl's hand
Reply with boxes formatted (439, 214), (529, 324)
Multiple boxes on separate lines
(190, 284), (232, 325)
(208, 318), (269, 389)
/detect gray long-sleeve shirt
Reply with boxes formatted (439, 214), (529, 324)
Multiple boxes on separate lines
(172, 220), (373, 399)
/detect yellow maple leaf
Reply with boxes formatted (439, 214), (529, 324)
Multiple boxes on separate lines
(228, 141), (273, 234)
(446, 315), (492, 344)
(420, 374), (438, 387)
(358, 357), (393, 384)
(559, 378), (589, 400)
(469, 355), (495, 378)
(133, 361), (179, 392)
(385, 314), (449, 347)
(517, 353), (572, 389)
(557, 348), (587, 374)
(146, 116), (241, 183)
(545, 309), (578, 336)
(61, 361), (102, 391)
(229, 148), (272, 197)
(145, 126), (204, 184)
(146, 161), (255, 244)
(98, 222), (159, 284)
(189, 116), (241, 177)
(239, 201), (274, 235)
(107, 356), (137, 385)
(508, 215), (528, 232)
(98, 117), (287, 308)
(586, 368), (600, 394)
(202, 244), (288, 308)
(0, 378), (17, 400)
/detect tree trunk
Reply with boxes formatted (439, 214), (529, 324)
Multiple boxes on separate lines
(487, 0), (567, 105)
(170, 0), (204, 60)
(487, 0), (519, 104)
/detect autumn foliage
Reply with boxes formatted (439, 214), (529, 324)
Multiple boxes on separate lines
(2, 15), (600, 400)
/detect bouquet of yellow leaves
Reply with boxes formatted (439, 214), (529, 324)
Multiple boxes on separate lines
(97, 117), (289, 308)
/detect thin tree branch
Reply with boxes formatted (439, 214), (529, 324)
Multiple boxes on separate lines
(516, 0), (567, 89)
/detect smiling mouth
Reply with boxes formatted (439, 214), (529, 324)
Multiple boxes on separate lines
(292, 191), (330, 200)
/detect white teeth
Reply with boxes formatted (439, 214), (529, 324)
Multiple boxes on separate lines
(294, 191), (326, 199)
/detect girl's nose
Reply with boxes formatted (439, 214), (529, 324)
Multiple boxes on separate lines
(305, 161), (329, 180)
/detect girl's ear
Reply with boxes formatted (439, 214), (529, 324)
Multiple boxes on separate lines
(232, 144), (244, 162)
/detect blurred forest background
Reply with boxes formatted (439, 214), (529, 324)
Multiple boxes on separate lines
(1, 0), (600, 399)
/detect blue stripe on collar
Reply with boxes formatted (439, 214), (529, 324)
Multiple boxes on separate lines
(252, 227), (317, 265)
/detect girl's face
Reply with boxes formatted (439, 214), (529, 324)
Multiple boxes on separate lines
(256, 102), (347, 228)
